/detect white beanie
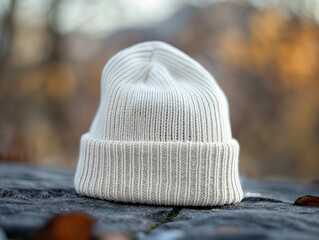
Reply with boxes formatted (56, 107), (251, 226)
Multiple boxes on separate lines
(74, 41), (243, 206)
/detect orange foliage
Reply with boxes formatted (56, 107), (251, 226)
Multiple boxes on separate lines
(1, 2), (319, 179)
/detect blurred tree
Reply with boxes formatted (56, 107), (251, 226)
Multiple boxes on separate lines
(0, 0), (15, 64)
(0, 0), (319, 179)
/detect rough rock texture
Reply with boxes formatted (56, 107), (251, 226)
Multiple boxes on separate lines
(1, 163), (319, 240)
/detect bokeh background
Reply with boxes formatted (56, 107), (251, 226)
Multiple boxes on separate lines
(0, 0), (318, 180)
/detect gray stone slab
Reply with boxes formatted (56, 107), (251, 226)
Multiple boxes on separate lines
(0, 163), (172, 238)
(1, 163), (319, 240)
(145, 179), (319, 240)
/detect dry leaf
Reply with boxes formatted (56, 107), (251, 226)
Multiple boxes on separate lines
(0, 134), (25, 162)
(33, 212), (95, 240)
(98, 233), (129, 240)
(294, 195), (319, 207)
(216, 226), (240, 234)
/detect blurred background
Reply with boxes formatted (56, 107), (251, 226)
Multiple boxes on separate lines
(0, 0), (318, 180)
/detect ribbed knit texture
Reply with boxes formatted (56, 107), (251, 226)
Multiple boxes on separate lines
(74, 41), (243, 206)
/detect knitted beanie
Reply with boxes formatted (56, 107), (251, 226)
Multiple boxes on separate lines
(74, 41), (243, 206)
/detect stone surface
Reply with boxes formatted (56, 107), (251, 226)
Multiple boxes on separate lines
(1, 163), (319, 240)
(0, 163), (172, 239)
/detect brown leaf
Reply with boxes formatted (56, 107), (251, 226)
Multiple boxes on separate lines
(294, 195), (319, 207)
(33, 212), (96, 240)
(98, 233), (129, 240)
(0, 134), (25, 162)
(216, 226), (240, 234)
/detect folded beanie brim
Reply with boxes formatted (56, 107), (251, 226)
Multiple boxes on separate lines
(74, 133), (243, 206)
